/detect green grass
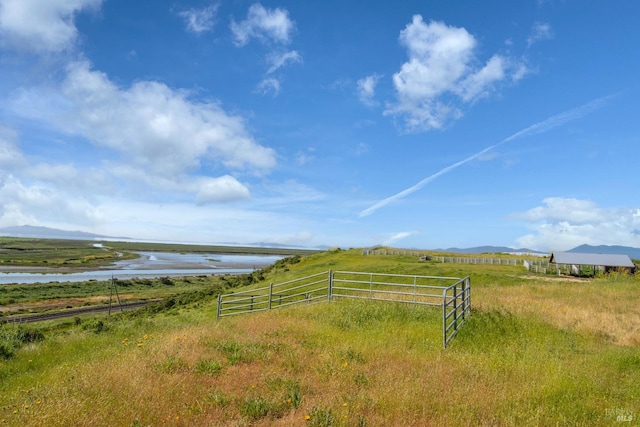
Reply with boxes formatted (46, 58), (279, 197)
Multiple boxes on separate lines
(0, 237), (134, 268)
(0, 248), (638, 425)
(0, 275), (226, 316)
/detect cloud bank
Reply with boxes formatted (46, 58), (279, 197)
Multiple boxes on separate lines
(515, 198), (640, 251)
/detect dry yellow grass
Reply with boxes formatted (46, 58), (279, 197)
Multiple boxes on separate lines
(474, 276), (640, 346)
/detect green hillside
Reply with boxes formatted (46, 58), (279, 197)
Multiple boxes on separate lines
(1, 248), (638, 426)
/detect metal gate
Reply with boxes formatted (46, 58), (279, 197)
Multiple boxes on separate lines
(217, 270), (470, 348)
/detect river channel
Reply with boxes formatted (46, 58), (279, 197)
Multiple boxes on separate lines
(0, 251), (283, 285)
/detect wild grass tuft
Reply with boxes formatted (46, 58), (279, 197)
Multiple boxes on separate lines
(307, 406), (337, 427)
(193, 358), (223, 376)
(157, 355), (186, 373)
(239, 397), (272, 420)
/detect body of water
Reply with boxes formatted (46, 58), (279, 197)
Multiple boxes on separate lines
(0, 252), (282, 285)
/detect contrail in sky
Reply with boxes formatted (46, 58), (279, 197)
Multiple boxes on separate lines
(359, 94), (615, 217)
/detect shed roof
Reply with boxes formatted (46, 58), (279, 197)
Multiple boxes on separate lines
(549, 252), (635, 268)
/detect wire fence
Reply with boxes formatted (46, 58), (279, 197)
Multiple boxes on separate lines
(434, 256), (519, 266)
(362, 249), (558, 275)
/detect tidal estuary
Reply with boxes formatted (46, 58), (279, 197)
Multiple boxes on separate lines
(0, 251), (282, 284)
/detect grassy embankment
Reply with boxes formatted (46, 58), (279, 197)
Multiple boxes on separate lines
(1, 248), (639, 426)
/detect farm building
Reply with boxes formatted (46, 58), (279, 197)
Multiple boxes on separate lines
(549, 252), (635, 276)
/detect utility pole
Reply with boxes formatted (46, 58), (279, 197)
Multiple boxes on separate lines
(109, 275), (124, 315)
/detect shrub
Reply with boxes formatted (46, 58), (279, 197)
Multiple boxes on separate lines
(81, 319), (108, 333)
(160, 277), (174, 286)
(0, 324), (45, 359)
(0, 341), (14, 359)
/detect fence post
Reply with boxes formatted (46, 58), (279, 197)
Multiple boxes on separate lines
(328, 269), (333, 302)
(453, 284), (458, 334)
(217, 294), (222, 319)
(442, 287), (448, 348)
(464, 277), (470, 318)
(268, 282), (273, 310)
(251, 295), (254, 311)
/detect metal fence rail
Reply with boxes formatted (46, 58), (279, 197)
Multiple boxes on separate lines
(217, 270), (471, 348)
(442, 276), (471, 347)
(331, 271), (460, 307)
(217, 271), (330, 317)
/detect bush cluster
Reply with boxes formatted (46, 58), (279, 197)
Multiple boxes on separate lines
(0, 324), (45, 359)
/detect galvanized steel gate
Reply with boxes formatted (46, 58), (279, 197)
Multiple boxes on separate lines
(217, 270), (470, 348)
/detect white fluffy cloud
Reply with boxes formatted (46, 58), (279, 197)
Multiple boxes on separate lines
(385, 15), (526, 132)
(231, 3), (294, 46)
(194, 175), (250, 204)
(514, 197), (640, 251)
(178, 4), (218, 34)
(12, 61), (276, 176)
(0, 175), (103, 227)
(0, 0), (102, 52)
(8, 60), (273, 208)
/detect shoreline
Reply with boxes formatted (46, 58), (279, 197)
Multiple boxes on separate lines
(0, 261), (268, 275)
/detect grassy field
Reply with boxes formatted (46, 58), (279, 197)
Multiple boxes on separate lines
(0, 238), (135, 268)
(0, 248), (639, 426)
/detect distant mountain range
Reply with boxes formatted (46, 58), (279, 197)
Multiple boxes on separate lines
(0, 225), (323, 250)
(567, 244), (640, 260)
(435, 244), (640, 259)
(0, 225), (109, 240)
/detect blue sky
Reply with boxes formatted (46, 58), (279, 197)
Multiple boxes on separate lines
(0, 0), (638, 251)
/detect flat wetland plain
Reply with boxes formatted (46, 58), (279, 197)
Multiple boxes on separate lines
(0, 237), (316, 318)
(1, 241), (639, 426)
